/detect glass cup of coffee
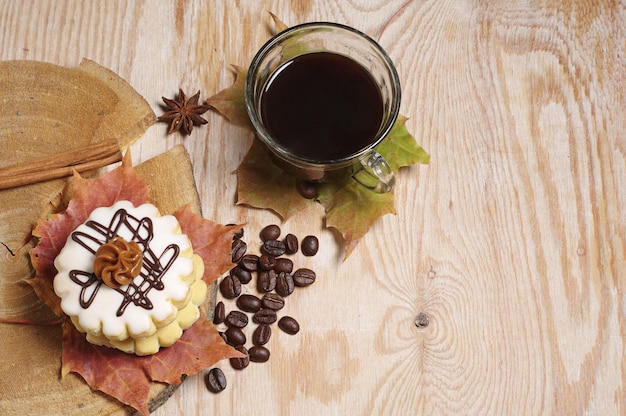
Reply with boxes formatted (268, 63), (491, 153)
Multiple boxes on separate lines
(245, 22), (401, 193)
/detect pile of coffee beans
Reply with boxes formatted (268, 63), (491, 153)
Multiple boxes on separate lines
(205, 224), (319, 393)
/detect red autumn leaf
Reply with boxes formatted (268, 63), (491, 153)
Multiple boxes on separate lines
(174, 204), (241, 283)
(62, 316), (242, 416)
(235, 139), (315, 220)
(28, 151), (149, 315)
(29, 151), (242, 415)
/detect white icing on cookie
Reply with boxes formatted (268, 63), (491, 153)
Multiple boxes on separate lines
(53, 200), (204, 353)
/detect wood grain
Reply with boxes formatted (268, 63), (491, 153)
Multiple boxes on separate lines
(0, 1), (624, 415)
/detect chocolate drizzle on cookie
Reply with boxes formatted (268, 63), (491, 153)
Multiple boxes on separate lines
(69, 208), (180, 316)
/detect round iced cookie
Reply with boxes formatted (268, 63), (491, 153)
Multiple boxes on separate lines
(53, 200), (207, 355)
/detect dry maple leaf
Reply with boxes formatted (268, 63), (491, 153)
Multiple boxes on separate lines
(317, 180), (396, 259)
(174, 204), (242, 283)
(269, 11), (288, 32)
(205, 12), (287, 126)
(235, 139), (315, 220)
(61, 316), (240, 416)
(29, 150), (150, 315)
(206, 14), (429, 259)
(207, 65), (251, 127)
(29, 151), (242, 416)
(374, 115), (430, 170)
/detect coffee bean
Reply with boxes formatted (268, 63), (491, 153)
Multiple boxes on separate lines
(296, 179), (318, 199)
(231, 238), (247, 263)
(213, 301), (225, 324)
(249, 345), (271, 363)
(205, 368), (227, 393)
(233, 227), (244, 240)
(236, 294), (262, 313)
(258, 254), (276, 271)
(261, 239), (286, 257)
(230, 345), (249, 370)
(252, 324), (272, 346)
(260, 224), (281, 242)
(301, 235), (319, 256)
(225, 310), (248, 328)
(230, 265), (252, 284)
(224, 327), (246, 346)
(218, 331), (227, 343)
(278, 316), (300, 335)
(283, 233), (299, 254)
(253, 308), (277, 324)
(276, 272), (295, 297)
(219, 275), (241, 299)
(292, 268), (316, 287)
(239, 253), (259, 272)
(261, 293), (285, 311)
(257, 269), (277, 292)
(274, 257), (293, 273)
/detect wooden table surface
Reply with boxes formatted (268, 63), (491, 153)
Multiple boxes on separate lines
(1, 1), (625, 415)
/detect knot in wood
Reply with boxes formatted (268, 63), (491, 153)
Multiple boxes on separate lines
(414, 312), (429, 328)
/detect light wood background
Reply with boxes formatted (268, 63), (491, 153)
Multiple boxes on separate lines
(1, 1), (625, 415)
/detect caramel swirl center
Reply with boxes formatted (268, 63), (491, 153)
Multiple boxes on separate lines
(93, 236), (142, 288)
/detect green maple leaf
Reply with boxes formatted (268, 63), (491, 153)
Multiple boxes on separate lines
(207, 16), (429, 259)
(376, 115), (430, 170)
(317, 179), (396, 259)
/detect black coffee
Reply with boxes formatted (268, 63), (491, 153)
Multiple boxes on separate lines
(261, 52), (384, 161)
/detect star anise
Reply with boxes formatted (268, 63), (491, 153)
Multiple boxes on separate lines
(157, 88), (210, 136)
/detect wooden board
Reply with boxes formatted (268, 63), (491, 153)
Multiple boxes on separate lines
(0, 145), (207, 415)
(1, 1), (625, 416)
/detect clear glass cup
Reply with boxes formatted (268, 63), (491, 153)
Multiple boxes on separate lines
(245, 22), (401, 193)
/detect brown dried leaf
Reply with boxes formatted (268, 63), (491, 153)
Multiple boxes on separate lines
(269, 11), (288, 33)
(28, 151), (149, 315)
(207, 65), (251, 127)
(61, 316), (242, 416)
(174, 204), (241, 283)
(235, 139), (314, 220)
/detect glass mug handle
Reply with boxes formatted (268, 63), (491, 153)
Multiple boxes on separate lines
(352, 151), (395, 193)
